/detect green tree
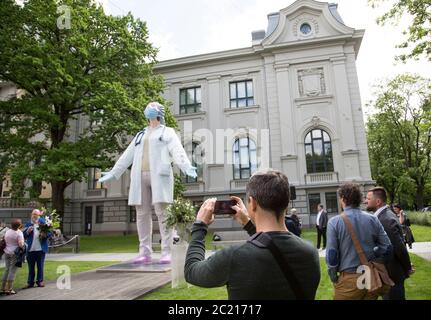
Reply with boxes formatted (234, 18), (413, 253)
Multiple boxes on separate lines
(367, 74), (431, 209)
(369, 0), (431, 62)
(0, 0), (177, 226)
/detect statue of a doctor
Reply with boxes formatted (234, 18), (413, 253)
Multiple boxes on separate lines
(99, 102), (197, 264)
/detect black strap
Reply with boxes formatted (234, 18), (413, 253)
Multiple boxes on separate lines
(248, 232), (307, 300)
(134, 129), (146, 146)
(135, 125), (167, 146)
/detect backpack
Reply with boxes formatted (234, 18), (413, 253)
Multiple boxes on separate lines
(285, 216), (301, 237)
(0, 237), (6, 258)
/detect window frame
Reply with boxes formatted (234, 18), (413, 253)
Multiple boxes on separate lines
(304, 129), (334, 173)
(179, 86), (202, 114)
(308, 193), (321, 215)
(88, 168), (103, 190)
(229, 80), (254, 108)
(325, 192), (339, 214)
(182, 141), (201, 184)
(95, 205), (104, 224)
(233, 136), (257, 180)
(129, 206), (136, 223)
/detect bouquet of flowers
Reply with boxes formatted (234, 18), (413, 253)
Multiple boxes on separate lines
(165, 199), (197, 228)
(165, 198), (197, 242)
(37, 207), (61, 240)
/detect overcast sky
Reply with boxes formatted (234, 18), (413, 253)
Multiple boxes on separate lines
(98, 0), (430, 116)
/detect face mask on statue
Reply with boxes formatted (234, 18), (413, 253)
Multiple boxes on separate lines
(144, 107), (159, 120)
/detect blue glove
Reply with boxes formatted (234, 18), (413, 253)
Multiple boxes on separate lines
(185, 166), (197, 179)
(98, 171), (115, 183)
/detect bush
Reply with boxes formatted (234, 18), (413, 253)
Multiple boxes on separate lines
(408, 211), (431, 226)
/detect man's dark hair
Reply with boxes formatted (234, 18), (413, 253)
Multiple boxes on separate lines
(11, 219), (22, 231)
(369, 186), (387, 203)
(337, 183), (362, 208)
(246, 169), (290, 219)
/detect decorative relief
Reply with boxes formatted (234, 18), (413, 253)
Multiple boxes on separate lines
(311, 116), (321, 128)
(293, 16), (319, 38)
(297, 68), (326, 97)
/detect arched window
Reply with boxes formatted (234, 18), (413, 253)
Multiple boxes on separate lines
(233, 137), (257, 180)
(183, 142), (202, 183)
(305, 129), (334, 173)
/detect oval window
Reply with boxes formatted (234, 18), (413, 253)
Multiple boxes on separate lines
(300, 23), (312, 35)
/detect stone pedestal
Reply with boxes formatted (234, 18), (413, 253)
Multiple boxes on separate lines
(171, 241), (188, 288)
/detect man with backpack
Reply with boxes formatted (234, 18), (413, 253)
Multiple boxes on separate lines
(184, 169), (320, 300)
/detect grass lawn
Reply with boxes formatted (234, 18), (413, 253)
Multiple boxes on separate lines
(77, 225), (429, 253)
(0, 261), (114, 290)
(142, 254), (431, 300)
(410, 224), (431, 242)
(79, 232), (216, 253)
(301, 228), (317, 246)
(79, 234), (140, 253)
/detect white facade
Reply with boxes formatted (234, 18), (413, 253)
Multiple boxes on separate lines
(1, 0), (375, 233)
(150, 0), (374, 227)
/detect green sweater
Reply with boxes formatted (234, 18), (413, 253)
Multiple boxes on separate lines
(184, 221), (321, 300)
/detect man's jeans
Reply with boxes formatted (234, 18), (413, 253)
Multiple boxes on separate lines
(27, 250), (45, 285)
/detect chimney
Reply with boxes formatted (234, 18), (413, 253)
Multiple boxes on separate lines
(251, 30), (266, 45)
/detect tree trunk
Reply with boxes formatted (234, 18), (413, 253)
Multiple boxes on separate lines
(415, 185), (425, 210)
(51, 181), (66, 232)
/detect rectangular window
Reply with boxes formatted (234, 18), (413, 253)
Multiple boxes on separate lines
(180, 87), (201, 114)
(229, 80), (254, 108)
(84, 206), (93, 235)
(325, 192), (338, 214)
(308, 193), (321, 215)
(88, 168), (103, 190)
(129, 206), (136, 223)
(96, 205), (104, 224)
(181, 142), (201, 184)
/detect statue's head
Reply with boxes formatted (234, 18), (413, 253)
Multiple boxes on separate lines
(144, 101), (165, 125)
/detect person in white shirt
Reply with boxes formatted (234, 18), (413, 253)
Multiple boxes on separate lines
(23, 209), (52, 288)
(1, 219), (24, 295)
(316, 204), (328, 250)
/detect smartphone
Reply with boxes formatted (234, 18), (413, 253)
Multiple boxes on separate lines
(214, 200), (237, 215)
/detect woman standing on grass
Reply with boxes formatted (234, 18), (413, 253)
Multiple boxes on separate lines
(1, 219), (25, 295)
(393, 204), (415, 249)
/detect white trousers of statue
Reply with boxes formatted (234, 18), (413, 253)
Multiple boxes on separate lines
(135, 171), (172, 257)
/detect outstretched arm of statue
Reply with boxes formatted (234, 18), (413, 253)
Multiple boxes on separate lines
(166, 128), (197, 178)
(98, 171), (115, 183)
(99, 134), (137, 183)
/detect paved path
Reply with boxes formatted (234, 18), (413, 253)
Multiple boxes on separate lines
(316, 242), (431, 262)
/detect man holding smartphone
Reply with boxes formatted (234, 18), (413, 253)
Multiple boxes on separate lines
(184, 169), (320, 300)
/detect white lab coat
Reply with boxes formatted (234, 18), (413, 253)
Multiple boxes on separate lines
(110, 125), (193, 206)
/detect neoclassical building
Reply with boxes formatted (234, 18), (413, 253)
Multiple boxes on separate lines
(0, 0), (375, 234)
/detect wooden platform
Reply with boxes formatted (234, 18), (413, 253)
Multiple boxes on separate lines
(1, 267), (171, 300)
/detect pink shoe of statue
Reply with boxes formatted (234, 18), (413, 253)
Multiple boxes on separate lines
(159, 253), (171, 264)
(133, 255), (152, 264)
